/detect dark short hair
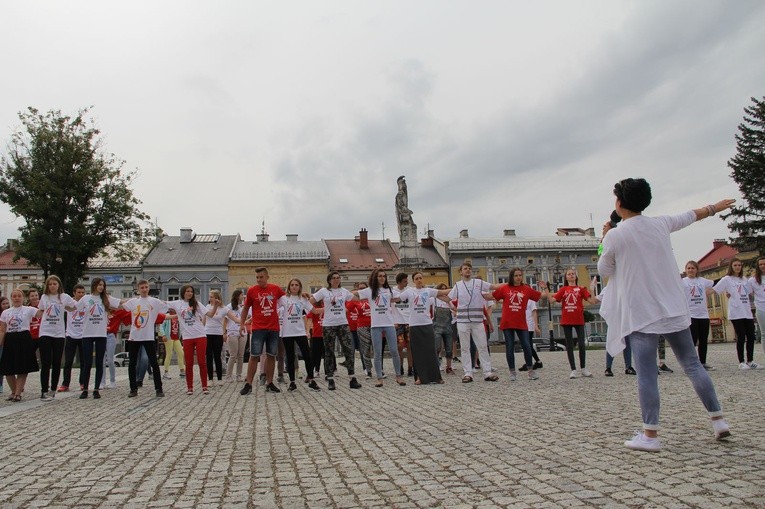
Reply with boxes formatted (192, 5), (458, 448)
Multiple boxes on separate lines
(255, 267), (268, 274)
(395, 272), (408, 284)
(614, 178), (652, 213)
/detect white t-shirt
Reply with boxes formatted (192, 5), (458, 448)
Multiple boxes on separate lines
(1, 306), (38, 333)
(280, 295), (313, 337)
(167, 299), (209, 339)
(391, 286), (411, 324)
(204, 306), (229, 335)
(357, 287), (395, 328)
(38, 293), (77, 338)
(448, 279), (492, 323)
(123, 297), (168, 341)
(598, 211), (696, 356)
(66, 307), (86, 339)
(224, 305), (247, 336)
(525, 300), (537, 333)
(714, 276), (753, 320)
(312, 287), (353, 327)
(748, 276), (765, 311)
(398, 287), (438, 327)
(682, 277), (713, 319)
(76, 294), (122, 338)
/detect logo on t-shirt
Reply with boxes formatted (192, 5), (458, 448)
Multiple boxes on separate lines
(133, 305), (150, 329)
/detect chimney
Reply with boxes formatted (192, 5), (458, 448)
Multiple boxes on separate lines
(712, 239), (726, 250)
(503, 229), (516, 237)
(256, 232), (269, 242)
(359, 228), (369, 249)
(179, 228), (193, 243)
(585, 227), (595, 236)
(5, 238), (19, 250)
(421, 236), (433, 247)
(286, 234), (298, 242)
(459, 229), (469, 238)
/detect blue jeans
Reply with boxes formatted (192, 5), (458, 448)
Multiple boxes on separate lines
(251, 330), (279, 357)
(606, 338), (632, 370)
(629, 328), (722, 430)
(502, 329), (533, 370)
(371, 326), (402, 379)
(137, 347), (149, 382)
(102, 333), (117, 385)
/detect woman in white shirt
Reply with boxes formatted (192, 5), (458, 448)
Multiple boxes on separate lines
(74, 278), (122, 400)
(280, 278), (320, 392)
(204, 289), (239, 386)
(598, 178), (732, 451)
(714, 258), (758, 369)
(0, 289), (40, 402)
(750, 257), (765, 356)
(36, 275), (77, 400)
(224, 290), (247, 383)
(682, 261), (716, 370)
(166, 285), (210, 395)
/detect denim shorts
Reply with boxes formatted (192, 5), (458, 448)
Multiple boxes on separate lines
(250, 329), (279, 357)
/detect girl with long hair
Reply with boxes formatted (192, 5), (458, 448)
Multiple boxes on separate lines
(36, 275), (78, 400)
(74, 277), (121, 399)
(280, 278), (320, 391)
(356, 268), (406, 387)
(224, 289), (248, 382)
(204, 289), (240, 385)
(166, 285), (210, 394)
(682, 261), (716, 369)
(0, 289), (39, 401)
(714, 258), (759, 369)
(546, 267), (598, 379)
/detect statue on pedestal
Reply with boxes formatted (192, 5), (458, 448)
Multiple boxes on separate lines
(395, 176), (417, 247)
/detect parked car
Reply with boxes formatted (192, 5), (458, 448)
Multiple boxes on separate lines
(532, 337), (564, 351)
(114, 352), (130, 367)
(586, 334), (606, 348)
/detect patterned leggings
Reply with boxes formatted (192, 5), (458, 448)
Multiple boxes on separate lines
(323, 325), (355, 378)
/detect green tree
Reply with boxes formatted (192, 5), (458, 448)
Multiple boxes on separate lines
(725, 96), (765, 255)
(0, 107), (153, 291)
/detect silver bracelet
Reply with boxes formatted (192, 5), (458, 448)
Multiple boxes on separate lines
(706, 204), (716, 217)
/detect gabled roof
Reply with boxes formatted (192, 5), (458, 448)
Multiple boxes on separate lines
(390, 242), (448, 269)
(447, 235), (599, 252)
(324, 239), (399, 270)
(698, 242), (739, 272)
(0, 249), (38, 270)
(232, 239), (328, 261)
(143, 234), (238, 267)
(87, 244), (152, 270)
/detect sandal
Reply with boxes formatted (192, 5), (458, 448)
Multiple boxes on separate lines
(484, 374), (499, 382)
(12, 395), (22, 402)
(414, 379), (422, 385)
(396, 378), (407, 386)
(437, 379), (445, 384)
(461, 376), (473, 383)
(375, 381), (383, 388)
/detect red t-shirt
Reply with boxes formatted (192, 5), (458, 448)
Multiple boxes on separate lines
(492, 284), (541, 330)
(108, 309), (131, 334)
(310, 310), (323, 338)
(356, 300), (371, 328)
(553, 285), (591, 326)
(30, 315), (41, 339)
(346, 301), (359, 331)
(169, 315), (180, 340)
(245, 284), (285, 331)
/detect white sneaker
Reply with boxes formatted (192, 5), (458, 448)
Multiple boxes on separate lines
(712, 419), (731, 440)
(581, 368), (593, 378)
(107, 382), (117, 389)
(528, 370), (539, 380)
(569, 370), (579, 379)
(747, 361), (761, 369)
(739, 362), (750, 370)
(508, 371), (517, 382)
(41, 392), (53, 401)
(99, 383), (105, 390)
(624, 432), (661, 452)
(163, 373), (171, 380)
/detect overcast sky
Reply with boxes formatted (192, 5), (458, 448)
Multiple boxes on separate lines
(1, 1), (763, 271)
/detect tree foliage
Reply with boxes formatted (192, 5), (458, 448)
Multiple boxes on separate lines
(0, 107), (154, 291)
(725, 96), (765, 255)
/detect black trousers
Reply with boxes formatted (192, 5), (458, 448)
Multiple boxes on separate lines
(128, 341), (163, 392)
(38, 336), (65, 393)
(206, 334), (224, 380)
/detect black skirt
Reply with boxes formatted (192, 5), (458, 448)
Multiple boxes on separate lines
(0, 330), (39, 375)
(409, 324), (442, 384)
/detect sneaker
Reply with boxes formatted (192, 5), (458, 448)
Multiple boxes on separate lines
(308, 380), (320, 391)
(136, 381), (143, 388)
(156, 391), (165, 397)
(453, 357), (460, 363)
(533, 361), (543, 370)
(625, 367), (637, 375)
(365, 370), (372, 379)
(236, 375), (242, 382)
(381, 372), (387, 379)
(581, 368), (593, 378)
(624, 432), (661, 452)
(259, 374), (266, 386)
(128, 390), (138, 398)
(518, 364), (528, 372)
(202, 387), (209, 394)
(659, 364), (674, 373)
(41, 392), (53, 401)
(407, 367), (414, 377)
(712, 419), (731, 440)
(240, 383), (252, 395)
(79, 391), (88, 399)
(349, 378), (362, 389)
(702, 364), (716, 371)
(186, 390), (194, 395)
(528, 370), (539, 380)
(99, 383), (105, 390)
(484, 374), (499, 382)
(739, 362), (750, 370)
(605, 368), (614, 377)
(569, 370), (579, 379)
(179, 370), (185, 377)
(225, 376), (233, 383)
(508, 371), (517, 382)
(288, 382), (297, 392)
(265, 383), (281, 393)
(328, 379), (336, 391)
(218, 380), (225, 386)
(163, 373), (171, 380)
(57, 385), (69, 392)
(747, 361), (761, 369)
(92, 391), (101, 399)
(277, 374), (285, 384)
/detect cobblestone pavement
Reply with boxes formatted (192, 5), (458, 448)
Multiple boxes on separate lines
(0, 343), (763, 509)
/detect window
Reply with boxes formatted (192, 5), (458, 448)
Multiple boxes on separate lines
(167, 288), (180, 301)
(526, 275), (537, 287)
(339, 258), (348, 263)
(497, 277), (508, 284)
(590, 274), (602, 295)
(122, 291), (133, 299)
(375, 258), (384, 263)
